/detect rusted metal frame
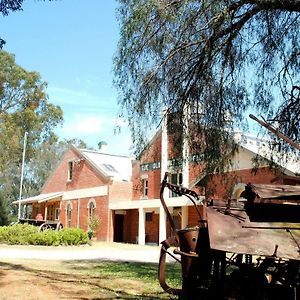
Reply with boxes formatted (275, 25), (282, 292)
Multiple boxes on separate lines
(249, 114), (300, 151)
(164, 180), (199, 200)
(160, 173), (178, 238)
(163, 174), (203, 221)
(161, 242), (182, 264)
(286, 229), (300, 253)
(184, 193), (203, 221)
(242, 225), (300, 230)
(215, 207), (247, 222)
(158, 239), (182, 296)
(160, 172), (203, 233)
(173, 249), (199, 258)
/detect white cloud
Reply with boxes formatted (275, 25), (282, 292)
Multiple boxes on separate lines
(55, 112), (133, 155)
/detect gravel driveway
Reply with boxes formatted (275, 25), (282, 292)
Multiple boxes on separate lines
(0, 242), (176, 263)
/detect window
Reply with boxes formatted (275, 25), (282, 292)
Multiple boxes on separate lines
(88, 199), (96, 221)
(55, 208), (60, 221)
(68, 161), (73, 181)
(142, 178), (148, 198)
(170, 172), (183, 197)
(146, 212), (153, 222)
(66, 203), (72, 227)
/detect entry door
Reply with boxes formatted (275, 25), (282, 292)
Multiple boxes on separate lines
(114, 214), (124, 242)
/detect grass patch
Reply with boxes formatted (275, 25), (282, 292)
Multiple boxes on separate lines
(66, 260), (182, 299)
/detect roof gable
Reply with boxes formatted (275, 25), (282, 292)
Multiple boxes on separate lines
(73, 146), (132, 182)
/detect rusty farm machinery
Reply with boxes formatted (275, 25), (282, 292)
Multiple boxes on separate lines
(158, 116), (300, 299)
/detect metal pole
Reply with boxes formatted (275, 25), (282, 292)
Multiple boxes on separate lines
(249, 114), (300, 151)
(18, 131), (28, 221)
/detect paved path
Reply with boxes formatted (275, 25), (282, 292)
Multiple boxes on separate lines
(0, 242), (177, 263)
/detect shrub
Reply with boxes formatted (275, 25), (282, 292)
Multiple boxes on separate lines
(87, 217), (101, 238)
(28, 230), (61, 246)
(0, 224), (88, 246)
(59, 228), (89, 245)
(0, 223), (38, 245)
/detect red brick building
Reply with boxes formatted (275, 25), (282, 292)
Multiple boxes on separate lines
(110, 125), (300, 245)
(16, 125), (300, 244)
(16, 145), (132, 241)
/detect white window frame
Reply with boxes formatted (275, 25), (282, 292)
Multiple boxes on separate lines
(87, 198), (96, 221)
(169, 172), (183, 198)
(55, 208), (60, 221)
(67, 161), (73, 181)
(142, 178), (148, 198)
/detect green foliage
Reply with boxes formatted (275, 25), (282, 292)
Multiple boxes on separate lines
(28, 230), (61, 246)
(0, 223), (38, 245)
(0, 50), (64, 213)
(0, 191), (9, 226)
(0, 224), (89, 246)
(88, 217), (101, 238)
(58, 228), (89, 245)
(114, 0), (300, 167)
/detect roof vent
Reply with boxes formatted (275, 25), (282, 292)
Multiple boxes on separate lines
(98, 141), (108, 153)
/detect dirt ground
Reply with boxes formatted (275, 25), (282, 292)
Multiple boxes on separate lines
(0, 258), (171, 300)
(0, 243), (176, 299)
(0, 260), (115, 299)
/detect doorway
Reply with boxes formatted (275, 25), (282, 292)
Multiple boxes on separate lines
(114, 214), (124, 242)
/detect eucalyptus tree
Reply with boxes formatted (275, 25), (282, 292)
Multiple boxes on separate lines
(114, 0), (300, 170)
(0, 50), (63, 219)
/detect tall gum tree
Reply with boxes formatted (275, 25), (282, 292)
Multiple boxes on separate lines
(114, 0), (300, 171)
(0, 50), (63, 219)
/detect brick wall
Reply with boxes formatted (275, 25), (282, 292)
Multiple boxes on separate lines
(42, 148), (108, 194)
(60, 195), (110, 241)
(109, 181), (132, 203)
(206, 167), (280, 200)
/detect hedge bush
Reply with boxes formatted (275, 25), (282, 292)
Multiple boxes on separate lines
(0, 223), (38, 245)
(59, 228), (89, 245)
(0, 223), (89, 246)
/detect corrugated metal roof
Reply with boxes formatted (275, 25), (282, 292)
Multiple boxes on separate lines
(12, 192), (63, 205)
(80, 149), (132, 181)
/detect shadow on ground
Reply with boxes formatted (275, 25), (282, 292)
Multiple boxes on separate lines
(0, 260), (179, 299)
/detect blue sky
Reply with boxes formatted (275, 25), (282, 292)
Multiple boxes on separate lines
(0, 0), (132, 155)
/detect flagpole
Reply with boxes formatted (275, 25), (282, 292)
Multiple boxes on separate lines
(18, 131), (28, 221)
